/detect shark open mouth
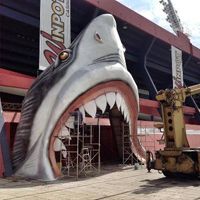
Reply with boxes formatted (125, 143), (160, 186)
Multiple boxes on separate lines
(12, 14), (145, 181)
(49, 81), (144, 177)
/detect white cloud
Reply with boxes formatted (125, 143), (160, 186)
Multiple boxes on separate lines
(172, 0), (200, 47)
(117, 0), (200, 48)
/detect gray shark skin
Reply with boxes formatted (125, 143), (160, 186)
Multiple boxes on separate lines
(12, 14), (142, 181)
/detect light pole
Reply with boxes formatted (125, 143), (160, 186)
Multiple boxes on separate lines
(159, 0), (184, 34)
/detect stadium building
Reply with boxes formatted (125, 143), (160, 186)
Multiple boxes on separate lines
(1, 0), (200, 179)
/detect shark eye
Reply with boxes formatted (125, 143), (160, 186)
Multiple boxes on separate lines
(54, 49), (71, 69)
(59, 50), (70, 61)
(94, 32), (103, 43)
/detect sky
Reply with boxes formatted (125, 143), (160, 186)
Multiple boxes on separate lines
(117, 0), (200, 48)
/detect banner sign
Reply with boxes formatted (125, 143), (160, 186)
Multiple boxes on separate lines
(171, 45), (183, 88)
(39, 0), (71, 70)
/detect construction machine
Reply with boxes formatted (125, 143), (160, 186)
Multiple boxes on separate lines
(146, 84), (200, 177)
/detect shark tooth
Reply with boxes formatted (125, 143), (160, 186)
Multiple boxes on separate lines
(65, 116), (75, 129)
(120, 98), (125, 115)
(126, 112), (130, 123)
(123, 104), (129, 122)
(106, 92), (115, 109)
(54, 138), (66, 152)
(62, 150), (67, 159)
(59, 126), (71, 139)
(79, 106), (86, 121)
(116, 93), (122, 111)
(95, 94), (107, 113)
(84, 100), (97, 118)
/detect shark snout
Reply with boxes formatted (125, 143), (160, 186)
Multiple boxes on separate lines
(98, 14), (117, 28)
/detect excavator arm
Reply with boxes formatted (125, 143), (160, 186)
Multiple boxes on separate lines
(156, 87), (188, 149)
(156, 84), (200, 149)
(146, 84), (200, 177)
(185, 84), (200, 96)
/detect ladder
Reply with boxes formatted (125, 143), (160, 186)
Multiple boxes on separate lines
(122, 123), (134, 165)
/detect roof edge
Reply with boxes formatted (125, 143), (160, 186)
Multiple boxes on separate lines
(86, 0), (200, 59)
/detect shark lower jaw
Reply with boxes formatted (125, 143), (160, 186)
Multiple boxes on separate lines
(48, 80), (144, 178)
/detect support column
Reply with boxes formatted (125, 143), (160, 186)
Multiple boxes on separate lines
(139, 37), (157, 100)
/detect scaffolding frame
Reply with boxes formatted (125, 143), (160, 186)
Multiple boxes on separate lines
(58, 112), (101, 180)
(122, 122), (135, 165)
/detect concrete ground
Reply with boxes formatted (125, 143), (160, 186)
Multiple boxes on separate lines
(0, 165), (200, 200)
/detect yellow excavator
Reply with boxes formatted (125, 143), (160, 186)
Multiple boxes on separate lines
(146, 84), (200, 177)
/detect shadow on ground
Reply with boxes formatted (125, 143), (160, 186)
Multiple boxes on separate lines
(0, 164), (137, 189)
(133, 175), (200, 195)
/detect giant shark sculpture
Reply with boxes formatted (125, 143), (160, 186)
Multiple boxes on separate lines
(12, 14), (145, 181)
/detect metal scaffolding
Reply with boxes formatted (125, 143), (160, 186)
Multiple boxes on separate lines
(122, 122), (135, 165)
(57, 112), (101, 180)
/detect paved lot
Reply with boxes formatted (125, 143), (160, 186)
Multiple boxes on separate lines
(0, 165), (200, 200)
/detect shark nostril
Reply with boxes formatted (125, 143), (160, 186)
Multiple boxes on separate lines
(94, 32), (103, 43)
(59, 51), (69, 61)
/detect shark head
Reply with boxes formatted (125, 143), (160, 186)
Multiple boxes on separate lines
(12, 14), (145, 181)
